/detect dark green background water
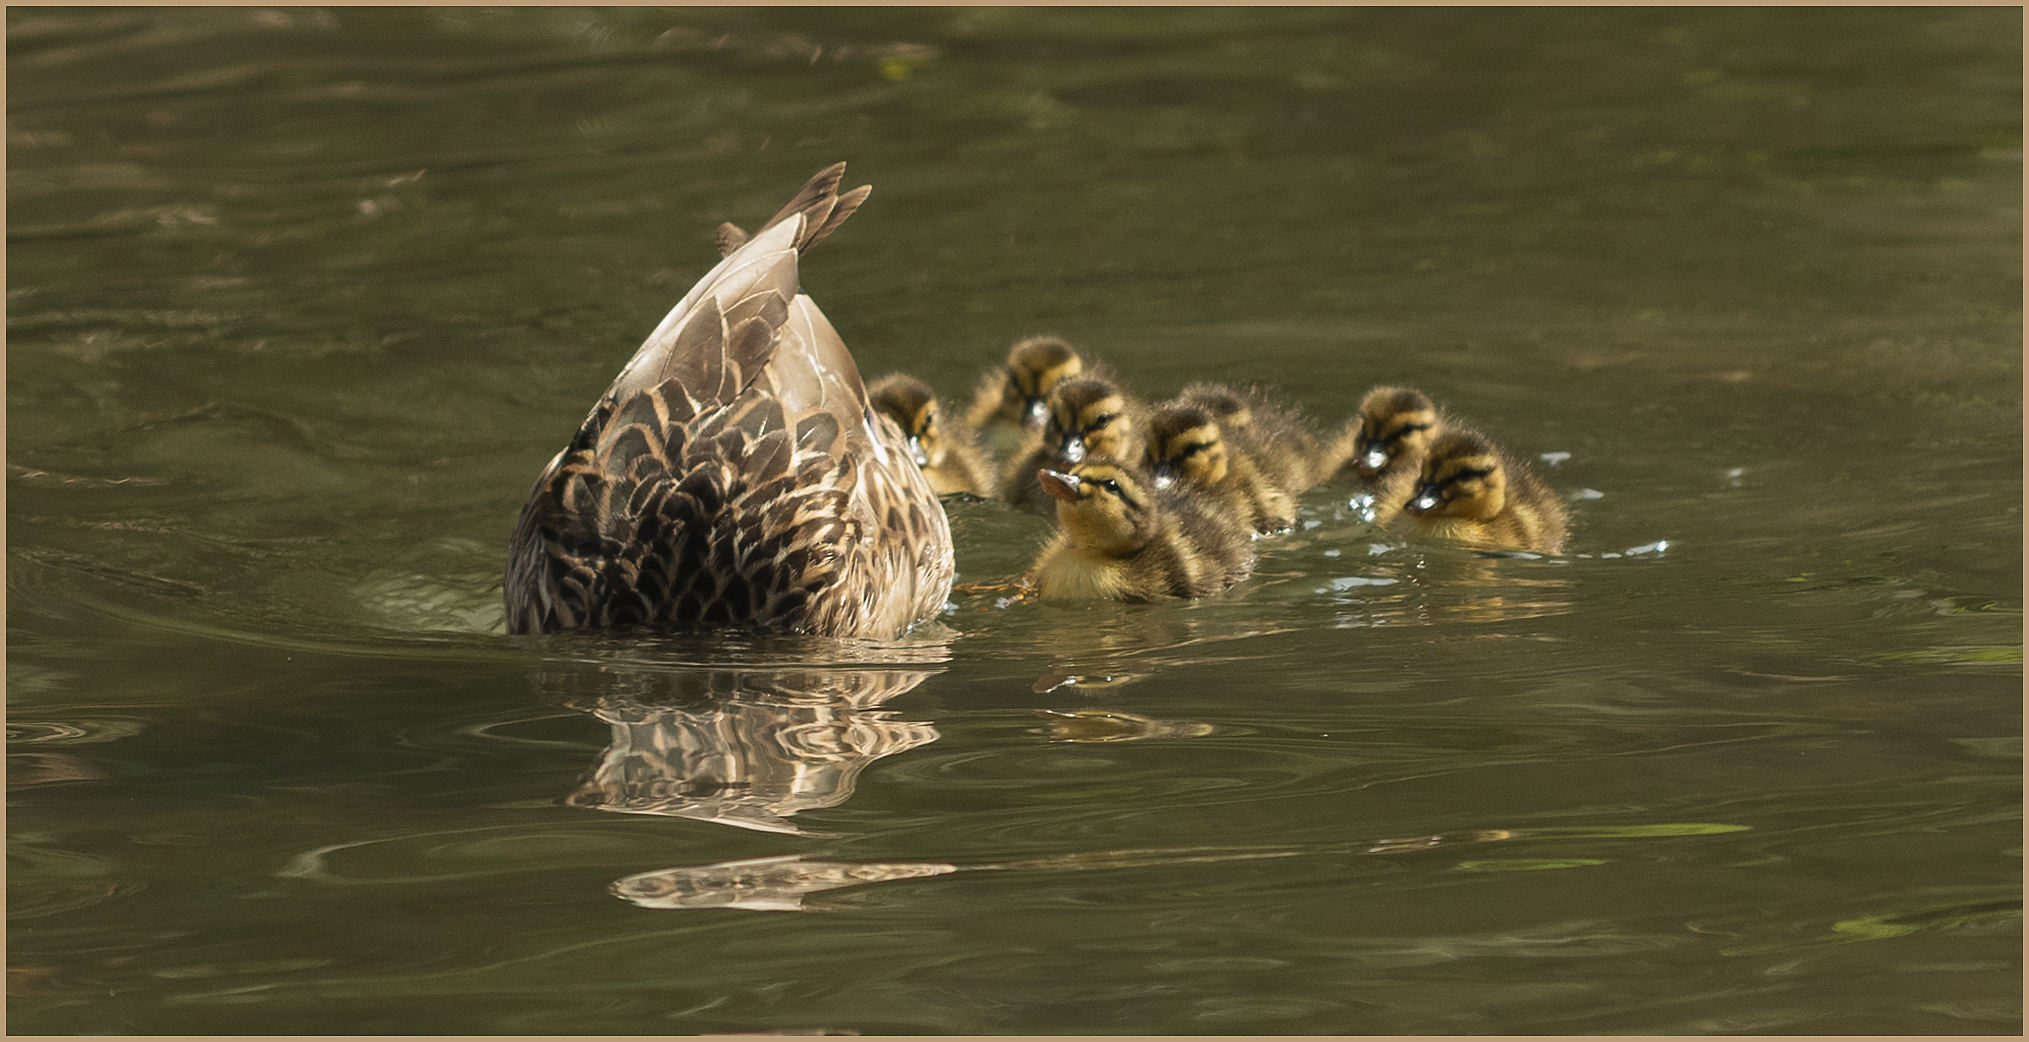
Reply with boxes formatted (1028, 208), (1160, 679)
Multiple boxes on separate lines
(8, 7), (2021, 1034)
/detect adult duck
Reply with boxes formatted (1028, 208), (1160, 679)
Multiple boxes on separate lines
(504, 163), (954, 637)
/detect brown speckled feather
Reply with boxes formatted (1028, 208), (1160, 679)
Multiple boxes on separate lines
(505, 163), (952, 638)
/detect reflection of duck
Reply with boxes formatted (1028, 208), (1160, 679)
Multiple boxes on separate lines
(614, 854), (957, 911)
(867, 373), (997, 497)
(1032, 708), (1214, 742)
(1003, 376), (1147, 512)
(504, 164), (954, 637)
(1028, 458), (1255, 601)
(1402, 427), (1568, 553)
(1344, 385), (1444, 524)
(963, 335), (1098, 451)
(564, 668), (939, 835)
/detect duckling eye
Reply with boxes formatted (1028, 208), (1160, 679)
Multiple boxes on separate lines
(1094, 477), (1142, 511)
(1087, 412), (1119, 432)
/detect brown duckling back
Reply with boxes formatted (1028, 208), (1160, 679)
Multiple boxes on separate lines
(1028, 457), (1256, 601)
(1401, 426), (1567, 554)
(868, 372), (998, 497)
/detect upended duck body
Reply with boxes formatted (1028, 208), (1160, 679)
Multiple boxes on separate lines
(504, 163), (954, 637)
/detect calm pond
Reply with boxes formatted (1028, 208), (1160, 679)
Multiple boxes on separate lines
(7, 7), (2022, 1034)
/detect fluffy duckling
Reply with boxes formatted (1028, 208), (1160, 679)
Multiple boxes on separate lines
(1002, 376), (1146, 513)
(1401, 427), (1567, 554)
(1171, 382), (1343, 517)
(1341, 385), (1444, 525)
(1028, 457), (1256, 601)
(964, 336), (1101, 453)
(867, 373), (998, 497)
(1143, 401), (1294, 534)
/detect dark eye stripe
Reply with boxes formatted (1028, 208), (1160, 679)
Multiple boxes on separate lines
(1379, 421), (1431, 448)
(1094, 477), (1141, 512)
(1438, 465), (1494, 489)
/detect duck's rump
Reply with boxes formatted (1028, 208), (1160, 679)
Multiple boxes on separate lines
(506, 380), (936, 636)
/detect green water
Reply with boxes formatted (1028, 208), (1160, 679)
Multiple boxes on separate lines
(8, 7), (2021, 1034)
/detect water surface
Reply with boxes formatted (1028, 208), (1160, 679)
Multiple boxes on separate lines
(8, 7), (2021, 1034)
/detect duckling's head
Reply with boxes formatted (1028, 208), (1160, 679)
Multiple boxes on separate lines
(1405, 429), (1507, 522)
(1002, 336), (1084, 432)
(1044, 377), (1142, 469)
(1351, 386), (1440, 480)
(867, 373), (944, 468)
(1144, 403), (1230, 491)
(1037, 458), (1159, 556)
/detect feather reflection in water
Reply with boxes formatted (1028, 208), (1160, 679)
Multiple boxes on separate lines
(611, 822), (1748, 911)
(562, 668), (938, 835)
(613, 854), (958, 911)
(1030, 708), (1214, 743)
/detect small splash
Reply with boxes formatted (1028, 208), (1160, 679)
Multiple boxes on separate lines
(1593, 539), (1669, 560)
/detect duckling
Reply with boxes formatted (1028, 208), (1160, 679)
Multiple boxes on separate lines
(1001, 376), (1147, 513)
(1169, 382), (1342, 522)
(1400, 427), (1567, 554)
(867, 373), (997, 497)
(1340, 385), (1444, 525)
(1143, 400), (1295, 534)
(1027, 457), (1256, 601)
(504, 163), (955, 637)
(963, 335), (1102, 454)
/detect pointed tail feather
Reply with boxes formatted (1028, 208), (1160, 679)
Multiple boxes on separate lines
(755, 161), (872, 253)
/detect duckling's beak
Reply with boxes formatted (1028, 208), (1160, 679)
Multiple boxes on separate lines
(1022, 397), (1050, 431)
(1037, 468), (1081, 503)
(1353, 447), (1389, 478)
(1149, 462), (1178, 490)
(906, 435), (930, 468)
(1406, 487), (1441, 515)
(1055, 435), (1087, 468)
